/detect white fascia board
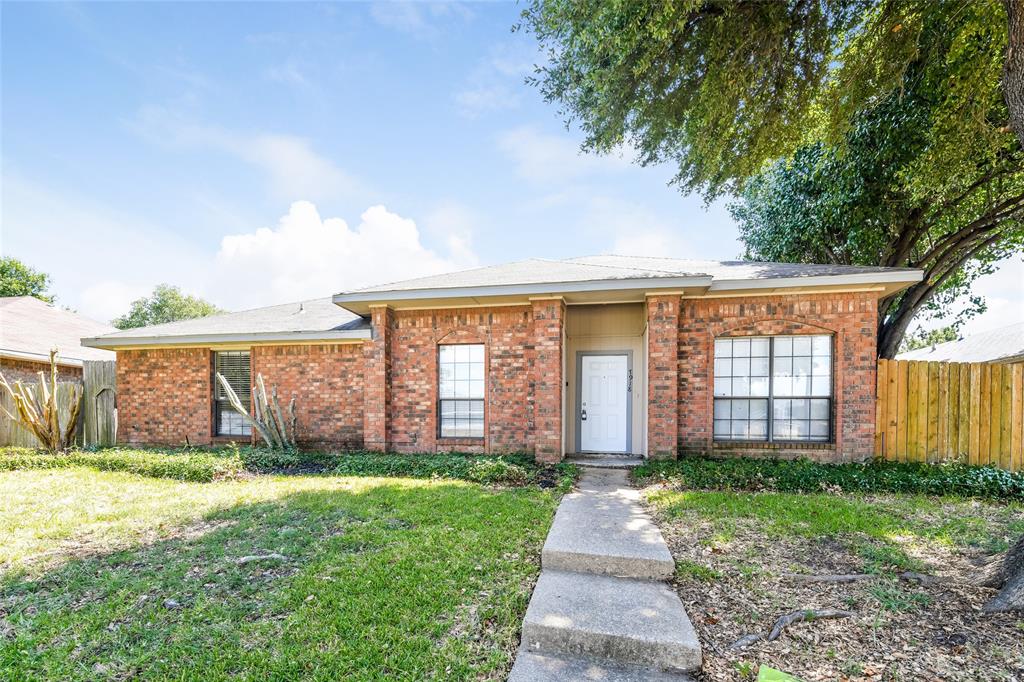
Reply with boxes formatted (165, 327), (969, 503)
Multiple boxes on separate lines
(332, 275), (715, 306)
(708, 269), (924, 292)
(81, 328), (373, 349)
(0, 349), (86, 367)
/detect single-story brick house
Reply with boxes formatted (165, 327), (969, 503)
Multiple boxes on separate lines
(83, 256), (922, 462)
(1, 295), (115, 383)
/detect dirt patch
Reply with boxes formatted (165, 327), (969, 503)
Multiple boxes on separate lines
(646, 490), (1024, 681)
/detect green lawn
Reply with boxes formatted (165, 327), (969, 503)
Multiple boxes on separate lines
(0, 467), (561, 681)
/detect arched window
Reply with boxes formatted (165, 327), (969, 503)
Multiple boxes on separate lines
(713, 335), (832, 442)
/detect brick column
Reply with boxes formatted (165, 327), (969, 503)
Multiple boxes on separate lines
(363, 305), (394, 452)
(531, 297), (564, 463)
(647, 295), (680, 459)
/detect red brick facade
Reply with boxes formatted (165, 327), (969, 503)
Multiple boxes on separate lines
(676, 292), (878, 462)
(110, 290), (879, 462)
(382, 305), (536, 454)
(0, 357), (82, 384)
(647, 295), (680, 460)
(531, 299), (565, 463)
(117, 348), (212, 445)
(251, 344), (364, 449)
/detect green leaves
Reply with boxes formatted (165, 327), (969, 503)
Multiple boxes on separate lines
(112, 284), (223, 329)
(0, 257), (54, 303)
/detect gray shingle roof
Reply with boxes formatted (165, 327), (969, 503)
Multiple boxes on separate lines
(343, 254), (919, 295)
(0, 296), (116, 365)
(86, 254), (923, 348)
(897, 322), (1024, 364)
(84, 297), (368, 345)
(566, 255), (921, 281)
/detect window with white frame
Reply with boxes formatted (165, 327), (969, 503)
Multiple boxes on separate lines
(438, 344), (484, 438)
(713, 335), (832, 442)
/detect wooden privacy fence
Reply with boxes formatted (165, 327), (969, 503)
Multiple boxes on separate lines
(0, 360), (117, 448)
(875, 359), (1023, 471)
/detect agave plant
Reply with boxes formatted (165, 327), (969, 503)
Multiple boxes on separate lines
(1, 349), (82, 452)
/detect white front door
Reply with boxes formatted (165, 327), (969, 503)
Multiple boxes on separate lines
(579, 354), (630, 453)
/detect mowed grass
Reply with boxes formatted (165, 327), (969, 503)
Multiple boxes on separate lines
(0, 467), (561, 681)
(646, 488), (1024, 550)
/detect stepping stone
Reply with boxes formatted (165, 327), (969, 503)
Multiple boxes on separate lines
(508, 650), (694, 681)
(520, 570), (701, 673)
(567, 454), (646, 469)
(542, 478), (675, 580)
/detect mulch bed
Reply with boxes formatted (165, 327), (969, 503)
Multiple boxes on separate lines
(645, 492), (1024, 681)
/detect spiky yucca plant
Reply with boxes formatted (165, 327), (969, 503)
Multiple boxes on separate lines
(1, 349), (82, 451)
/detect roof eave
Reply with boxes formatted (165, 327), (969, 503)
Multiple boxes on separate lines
(0, 349), (91, 367)
(82, 328), (373, 350)
(332, 275), (714, 313)
(708, 270), (924, 292)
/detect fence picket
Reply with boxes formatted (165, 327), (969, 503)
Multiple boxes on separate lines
(875, 359), (1022, 471)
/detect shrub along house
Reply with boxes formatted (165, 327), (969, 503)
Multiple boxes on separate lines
(82, 256), (921, 462)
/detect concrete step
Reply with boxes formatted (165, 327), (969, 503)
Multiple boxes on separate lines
(520, 570), (701, 673)
(567, 454), (646, 469)
(508, 650), (695, 681)
(542, 490), (675, 580)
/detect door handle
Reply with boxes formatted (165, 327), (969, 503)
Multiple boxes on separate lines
(581, 409), (587, 421)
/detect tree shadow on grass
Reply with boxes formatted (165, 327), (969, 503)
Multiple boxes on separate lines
(0, 479), (555, 681)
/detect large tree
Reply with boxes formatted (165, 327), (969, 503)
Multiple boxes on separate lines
(523, 0), (1021, 190)
(113, 284), (223, 330)
(730, 86), (1023, 358)
(0, 257), (55, 303)
(525, 0), (1024, 610)
(524, 0), (1023, 357)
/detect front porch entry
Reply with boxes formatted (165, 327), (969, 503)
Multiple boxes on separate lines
(564, 303), (647, 457)
(576, 352), (632, 454)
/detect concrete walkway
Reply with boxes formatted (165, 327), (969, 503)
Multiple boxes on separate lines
(509, 467), (701, 680)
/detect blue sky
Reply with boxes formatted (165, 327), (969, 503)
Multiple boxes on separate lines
(2, 2), (1020, 335)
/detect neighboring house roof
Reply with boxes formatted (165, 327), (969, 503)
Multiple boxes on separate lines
(333, 254), (922, 314)
(0, 296), (116, 366)
(82, 297), (370, 348)
(84, 254), (923, 349)
(897, 322), (1024, 364)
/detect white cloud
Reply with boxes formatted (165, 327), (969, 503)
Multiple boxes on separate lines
(1, 173), (211, 323)
(78, 281), (152, 323)
(453, 42), (539, 118)
(422, 200), (480, 265)
(497, 126), (636, 183)
(454, 85), (520, 118)
(212, 201), (478, 310)
(369, 2), (473, 39)
(266, 59), (310, 88)
(129, 106), (360, 202)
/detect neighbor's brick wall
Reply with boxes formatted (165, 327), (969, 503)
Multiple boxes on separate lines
(677, 292), (878, 462)
(116, 348), (212, 446)
(380, 305), (536, 454)
(1, 358), (82, 383)
(252, 343), (364, 449)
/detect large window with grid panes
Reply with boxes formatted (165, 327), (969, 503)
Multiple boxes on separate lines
(713, 335), (832, 443)
(438, 344), (485, 438)
(214, 351), (252, 437)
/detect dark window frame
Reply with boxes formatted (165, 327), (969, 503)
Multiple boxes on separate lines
(213, 350), (252, 438)
(436, 343), (486, 440)
(713, 335), (833, 444)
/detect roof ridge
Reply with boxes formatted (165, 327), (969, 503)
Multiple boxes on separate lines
(562, 255), (703, 277)
(347, 258), (547, 294)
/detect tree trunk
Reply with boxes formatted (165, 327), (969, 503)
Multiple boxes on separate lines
(1006, 0), (1024, 147)
(979, 533), (1024, 612)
